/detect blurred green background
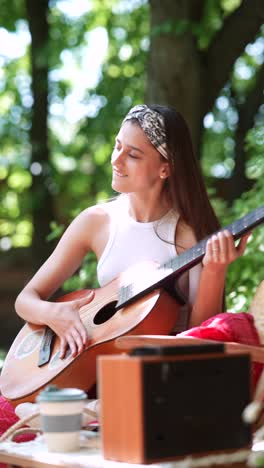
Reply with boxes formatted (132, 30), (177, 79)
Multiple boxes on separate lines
(0, 0), (264, 351)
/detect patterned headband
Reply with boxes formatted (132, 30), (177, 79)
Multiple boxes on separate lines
(122, 104), (168, 160)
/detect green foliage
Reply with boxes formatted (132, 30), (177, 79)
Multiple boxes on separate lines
(0, 349), (7, 370)
(202, 30), (264, 181)
(198, 0), (242, 48)
(150, 0), (243, 50)
(0, 0), (263, 314)
(252, 454), (264, 467)
(63, 251), (99, 291)
(200, 22), (264, 311)
(46, 221), (65, 242)
(218, 182), (264, 311)
(151, 19), (198, 38)
(246, 121), (264, 179)
(0, 0), (26, 30)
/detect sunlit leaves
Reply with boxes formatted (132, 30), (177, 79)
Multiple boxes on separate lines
(52, 153), (77, 172)
(0, 220), (14, 237)
(246, 122), (264, 178)
(12, 220), (32, 247)
(46, 220), (65, 241)
(0, 166), (8, 180)
(93, 143), (112, 165)
(1, 192), (20, 218)
(107, 64), (121, 78)
(7, 170), (32, 191)
(202, 29), (264, 185)
(0, 0), (263, 311)
(0, 218), (32, 249)
(0, 0), (26, 31)
(223, 185), (264, 310)
(197, 0), (243, 49)
(221, 0), (242, 12)
(63, 251), (98, 290)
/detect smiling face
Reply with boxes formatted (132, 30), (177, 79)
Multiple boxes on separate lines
(111, 121), (169, 195)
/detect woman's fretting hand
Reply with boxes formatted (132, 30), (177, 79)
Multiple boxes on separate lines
(47, 290), (95, 359)
(203, 230), (251, 272)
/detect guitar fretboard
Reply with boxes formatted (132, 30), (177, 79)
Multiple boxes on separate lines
(116, 205), (264, 309)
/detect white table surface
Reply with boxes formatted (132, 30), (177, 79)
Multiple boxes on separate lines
(0, 431), (253, 468)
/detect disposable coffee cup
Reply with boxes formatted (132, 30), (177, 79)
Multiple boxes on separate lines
(37, 385), (87, 452)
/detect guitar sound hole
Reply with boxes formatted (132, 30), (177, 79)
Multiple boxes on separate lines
(93, 301), (118, 325)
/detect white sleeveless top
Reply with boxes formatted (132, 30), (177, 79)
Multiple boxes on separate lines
(97, 197), (179, 287)
(97, 196), (202, 331)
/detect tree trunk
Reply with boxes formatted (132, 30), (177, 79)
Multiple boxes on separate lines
(147, 0), (264, 182)
(227, 63), (264, 201)
(26, 0), (55, 270)
(146, 0), (205, 157)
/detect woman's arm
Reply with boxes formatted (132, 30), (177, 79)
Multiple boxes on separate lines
(15, 205), (110, 358)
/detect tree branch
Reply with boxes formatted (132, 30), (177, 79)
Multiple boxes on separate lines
(205, 0), (264, 112)
(222, 62), (264, 202)
(237, 62), (264, 132)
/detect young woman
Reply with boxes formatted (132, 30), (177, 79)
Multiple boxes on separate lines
(14, 104), (249, 361)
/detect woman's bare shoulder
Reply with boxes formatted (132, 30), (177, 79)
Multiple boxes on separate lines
(75, 201), (118, 255)
(76, 200), (116, 224)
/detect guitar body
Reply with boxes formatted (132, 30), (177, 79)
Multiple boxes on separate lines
(0, 276), (179, 405)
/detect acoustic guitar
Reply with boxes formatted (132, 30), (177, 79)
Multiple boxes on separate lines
(1, 205), (264, 405)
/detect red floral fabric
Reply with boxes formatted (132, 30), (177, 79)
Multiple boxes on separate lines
(0, 396), (36, 442)
(0, 395), (36, 468)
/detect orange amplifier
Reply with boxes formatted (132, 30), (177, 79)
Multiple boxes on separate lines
(98, 343), (252, 464)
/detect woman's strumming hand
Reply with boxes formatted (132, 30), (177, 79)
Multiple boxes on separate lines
(47, 290), (95, 359)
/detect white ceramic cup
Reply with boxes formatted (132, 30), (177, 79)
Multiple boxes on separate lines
(36, 385), (87, 452)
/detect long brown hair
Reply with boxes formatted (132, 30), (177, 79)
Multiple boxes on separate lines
(149, 104), (221, 242)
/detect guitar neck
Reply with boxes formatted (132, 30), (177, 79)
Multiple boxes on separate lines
(163, 205), (264, 276)
(116, 205), (264, 309)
